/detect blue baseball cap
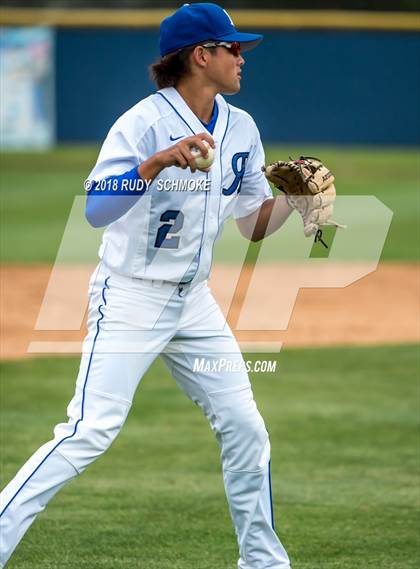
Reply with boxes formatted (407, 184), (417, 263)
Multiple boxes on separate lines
(159, 3), (263, 57)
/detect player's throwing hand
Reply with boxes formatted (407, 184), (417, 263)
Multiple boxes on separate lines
(138, 132), (215, 180)
(159, 132), (215, 173)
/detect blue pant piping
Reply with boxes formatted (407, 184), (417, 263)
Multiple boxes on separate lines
(268, 459), (275, 530)
(0, 277), (110, 518)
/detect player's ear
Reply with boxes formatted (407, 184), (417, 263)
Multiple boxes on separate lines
(191, 45), (211, 68)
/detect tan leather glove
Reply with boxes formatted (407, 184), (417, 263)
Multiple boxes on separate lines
(263, 156), (346, 236)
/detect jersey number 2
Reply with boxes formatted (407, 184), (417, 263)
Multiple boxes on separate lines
(154, 209), (184, 249)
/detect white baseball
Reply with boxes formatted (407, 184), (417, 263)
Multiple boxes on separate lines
(190, 140), (215, 171)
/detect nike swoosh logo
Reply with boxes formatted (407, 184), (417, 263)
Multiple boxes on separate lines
(170, 134), (184, 141)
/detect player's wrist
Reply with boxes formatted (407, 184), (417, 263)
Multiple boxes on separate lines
(151, 150), (168, 169)
(138, 152), (166, 181)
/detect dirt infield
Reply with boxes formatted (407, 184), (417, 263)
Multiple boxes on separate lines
(1, 263), (419, 359)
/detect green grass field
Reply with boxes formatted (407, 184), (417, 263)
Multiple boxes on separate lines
(1, 146), (419, 567)
(0, 145), (419, 263)
(0, 345), (418, 569)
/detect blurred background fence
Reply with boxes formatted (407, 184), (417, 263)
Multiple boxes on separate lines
(0, 3), (419, 148)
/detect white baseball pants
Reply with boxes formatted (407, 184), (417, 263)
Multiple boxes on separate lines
(0, 263), (291, 569)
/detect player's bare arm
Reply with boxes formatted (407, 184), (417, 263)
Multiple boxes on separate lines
(236, 195), (293, 242)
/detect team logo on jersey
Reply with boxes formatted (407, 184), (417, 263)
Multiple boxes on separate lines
(222, 152), (249, 196)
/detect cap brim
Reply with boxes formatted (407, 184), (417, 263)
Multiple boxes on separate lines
(214, 32), (263, 52)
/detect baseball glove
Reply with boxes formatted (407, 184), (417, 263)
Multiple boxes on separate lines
(262, 156), (346, 237)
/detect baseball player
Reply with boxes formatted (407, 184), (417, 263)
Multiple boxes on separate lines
(1, 4), (337, 567)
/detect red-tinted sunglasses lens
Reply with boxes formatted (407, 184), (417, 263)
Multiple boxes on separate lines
(229, 42), (241, 57)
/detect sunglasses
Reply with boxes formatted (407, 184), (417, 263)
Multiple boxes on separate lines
(201, 41), (241, 57)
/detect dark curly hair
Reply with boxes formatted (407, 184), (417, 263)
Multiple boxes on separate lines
(149, 46), (196, 89)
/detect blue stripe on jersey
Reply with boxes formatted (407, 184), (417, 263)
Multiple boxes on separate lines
(157, 90), (211, 284)
(180, 170), (210, 283)
(157, 92), (196, 135)
(85, 166), (146, 227)
(0, 277), (111, 519)
(186, 103), (227, 283)
(207, 104), (231, 274)
(200, 101), (219, 135)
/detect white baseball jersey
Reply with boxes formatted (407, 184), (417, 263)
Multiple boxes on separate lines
(87, 86), (272, 283)
(1, 87), (292, 569)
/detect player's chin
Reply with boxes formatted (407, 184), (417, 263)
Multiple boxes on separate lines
(222, 80), (241, 95)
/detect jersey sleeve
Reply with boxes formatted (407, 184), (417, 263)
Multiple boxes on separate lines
(84, 109), (155, 227)
(88, 108), (154, 182)
(87, 122), (142, 182)
(233, 121), (273, 220)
